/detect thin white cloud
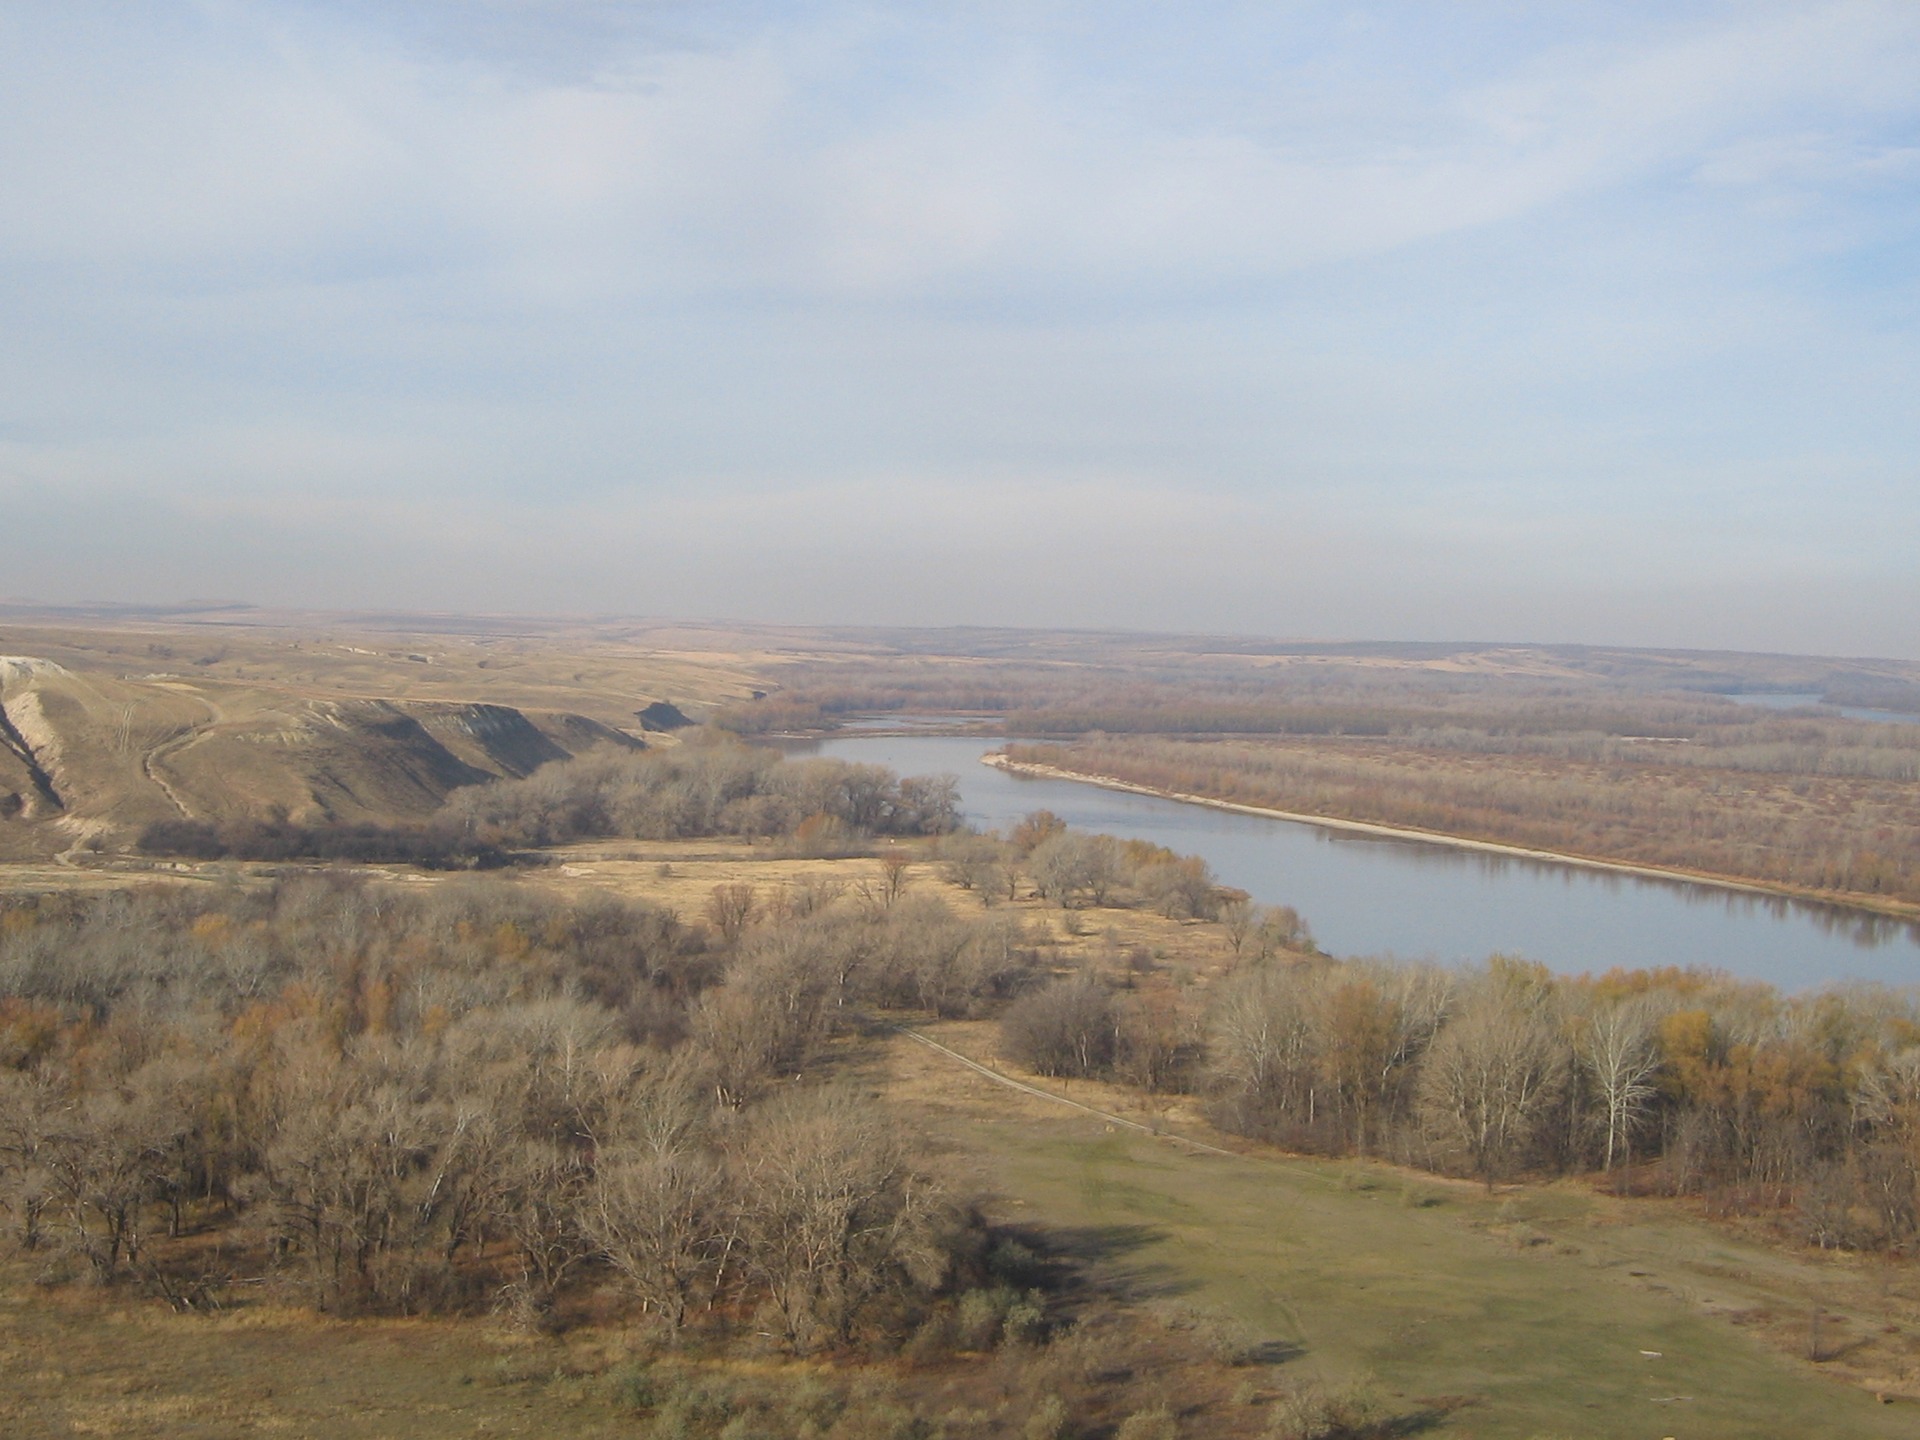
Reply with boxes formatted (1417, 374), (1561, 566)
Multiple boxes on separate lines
(1, 2), (1917, 654)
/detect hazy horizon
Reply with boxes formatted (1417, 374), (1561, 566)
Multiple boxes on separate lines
(5, 3), (1918, 658)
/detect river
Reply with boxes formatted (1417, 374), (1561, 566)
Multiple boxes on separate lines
(786, 733), (1920, 991)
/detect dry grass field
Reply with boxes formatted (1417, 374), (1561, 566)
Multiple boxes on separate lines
(0, 1277), (642, 1439)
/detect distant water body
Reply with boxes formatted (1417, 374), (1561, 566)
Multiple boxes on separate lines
(785, 734), (1920, 992)
(1727, 692), (1920, 725)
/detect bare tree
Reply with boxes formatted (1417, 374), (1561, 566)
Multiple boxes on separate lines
(939, 833), (1009, 905)
(1008, 809), (1067, 854)
(1578, 999), (1663, 1178)
(734, 1088), (946, 1352)
(1255, 906), (1312, 960)
(497, 1138), (593, 1324)
(1000, 975), (1118, 1079)
(1135, 856), (1220, 921)
(1029, 833), (1120, 909)
(41, 1083), (181, 1280)
(863, 851), (914, 911)
(1218, 894), (1256, 959)
(1115, 987), (1196, 1094)
(1854, 1045), (1920, 1243)
(687, 939), (832, 1108)
(1205, 962), (1324, 1135)
(0, 1067), (64, 1252)
(1416, 1000), (1571, 1188)
(585, 1145), (728, 1337)
(705, 883), (758, 945)
(688, 985), (783, 1110)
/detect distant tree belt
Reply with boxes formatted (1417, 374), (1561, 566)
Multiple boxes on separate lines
(712, 683), (1024, 734)
(1823, 681), (1920, 714)
(1003, 704), (1920, 781)
(135, 745), (962, 861)
(1004, 704), (1704, 738)
(136, 818), (509, 868)
(1004, 737), (1920, 905)
(442, 739), (961, 846)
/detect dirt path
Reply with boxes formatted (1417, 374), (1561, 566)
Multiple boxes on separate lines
(894, 1024), (1239, 1157)
(142, 692), (223, 819)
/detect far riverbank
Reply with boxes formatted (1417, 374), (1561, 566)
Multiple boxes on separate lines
(984, 753), (1920, 927)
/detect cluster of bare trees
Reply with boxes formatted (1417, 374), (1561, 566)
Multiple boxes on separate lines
(986, 937), (1920, 1247)
(995, 972), (1197, 1098)
(1197, 953), (1920, 1242)
(0, 873), (1037, 1341)
(443, 740), (960, 849)
(940, 813), (1237, 925)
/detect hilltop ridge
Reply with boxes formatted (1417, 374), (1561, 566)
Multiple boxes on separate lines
(0, 615), (780, 859)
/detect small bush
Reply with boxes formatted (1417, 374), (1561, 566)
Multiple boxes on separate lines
(610, 1362), (662, 1410)
(1261, 1375), (1380, 1440)
(1024, 1393), (1069, 1440)
(905, 1307), (959, 1366)
(999, 976), (1117, 1078)
(1003, 1293), (1048, 1347)
(1115, 1406), (1178, 1440)
(1151, 1303), (1259, 1365)
(957, 1287), (1015, 1349)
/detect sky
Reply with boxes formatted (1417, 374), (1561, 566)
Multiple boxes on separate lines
(3, 2), (1918, 656)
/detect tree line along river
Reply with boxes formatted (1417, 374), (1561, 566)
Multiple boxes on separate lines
(783, 733), (1920, 992)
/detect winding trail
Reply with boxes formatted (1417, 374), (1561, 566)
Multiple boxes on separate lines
(892, 1024), (1238, 1159)
(142, 692), (223, 819)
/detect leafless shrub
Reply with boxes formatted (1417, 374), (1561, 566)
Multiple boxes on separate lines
(734, 1087), (949, 1352)
(1001, 976), (1118, 1079)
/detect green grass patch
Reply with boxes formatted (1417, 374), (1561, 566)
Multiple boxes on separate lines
(974, 1113), (1912, 1439)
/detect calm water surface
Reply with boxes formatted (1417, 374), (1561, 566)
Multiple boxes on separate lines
(795, 734), (1920, 991)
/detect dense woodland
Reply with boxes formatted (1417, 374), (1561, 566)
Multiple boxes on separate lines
(16, 746), (1920, 1278)
(0, 862), (1056, 1306)
(0, 895), (1368, 1430)
(949, 810), (1920, 1250)
(445, 742), (962, 849)
(134, 745), (961, 868)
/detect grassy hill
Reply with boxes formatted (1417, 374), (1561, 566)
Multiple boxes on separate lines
(0, 611), (792, 859)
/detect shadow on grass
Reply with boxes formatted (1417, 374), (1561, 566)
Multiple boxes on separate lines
(1370, 1394), (1482, 1438)
(1241, 1337), (1307, 1365)
(1049, 1222), (1196, 1306)
(992, 1220), (1197, 1314)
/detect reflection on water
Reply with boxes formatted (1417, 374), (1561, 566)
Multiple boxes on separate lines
(1330, 827), (1920, 949)
(782, 733), (1920, 991)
